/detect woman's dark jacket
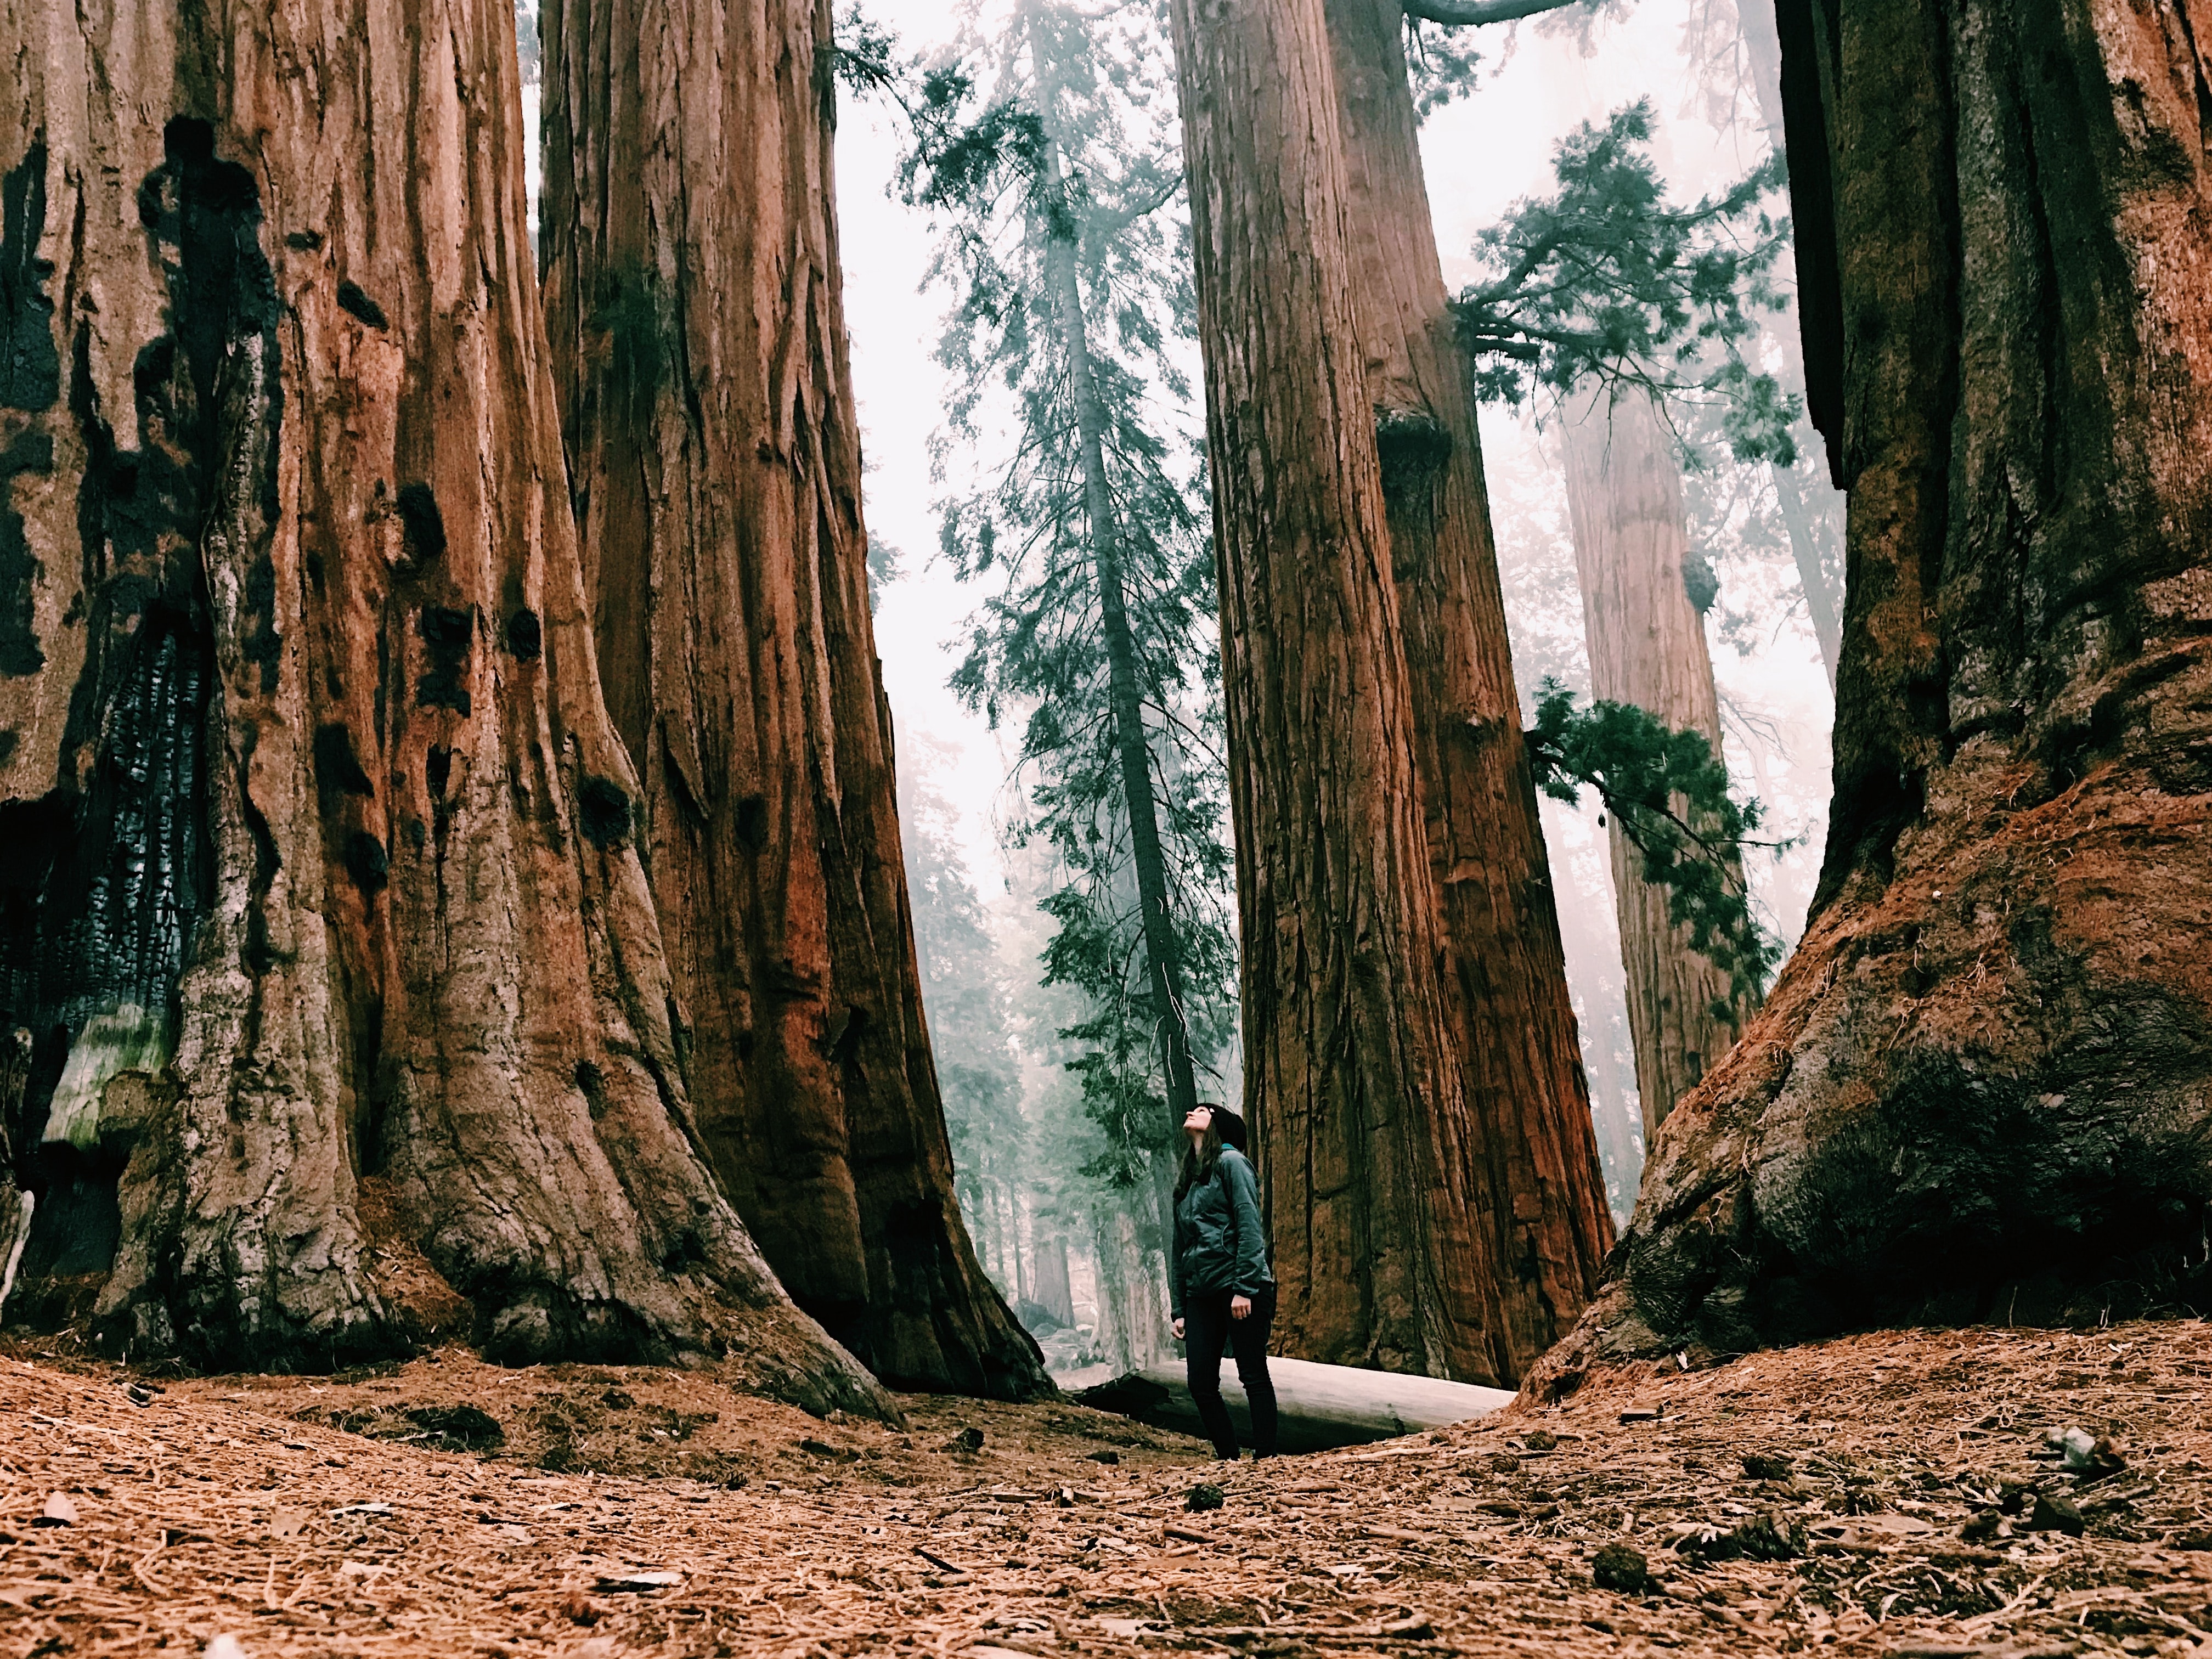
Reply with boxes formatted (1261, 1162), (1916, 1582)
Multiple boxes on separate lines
(1170, 1146), (1272, 1318)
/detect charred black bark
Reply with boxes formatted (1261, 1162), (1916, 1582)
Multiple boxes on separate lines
(4, 117), (281, 1329)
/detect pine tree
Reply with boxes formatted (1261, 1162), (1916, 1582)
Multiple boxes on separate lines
(899, 2), (1239, 1260)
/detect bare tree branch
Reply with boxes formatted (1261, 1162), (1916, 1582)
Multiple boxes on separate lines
(1403, 0), (1585, 26)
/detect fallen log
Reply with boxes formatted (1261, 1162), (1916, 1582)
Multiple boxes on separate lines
(1075, 1355), (1514, 1454)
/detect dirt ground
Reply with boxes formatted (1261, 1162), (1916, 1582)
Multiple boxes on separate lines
(4, 1319), (2212, 1657)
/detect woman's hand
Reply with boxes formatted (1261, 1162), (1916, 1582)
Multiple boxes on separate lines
(1171, 1318), (1185, 1340)
(1231, 1294), (1252, 1320)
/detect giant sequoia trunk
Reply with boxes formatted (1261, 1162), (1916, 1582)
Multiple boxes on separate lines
(0, 0), (888, 1412)
(1533, 0), (2212, 1378)
(1559, 387), (1748, 1140)
(539, 0), (1047, 1397)
(1164, 0), (1512, 1380)
(1322, 0), (1614, 1378)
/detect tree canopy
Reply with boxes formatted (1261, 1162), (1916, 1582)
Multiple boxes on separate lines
(1458, 99), (1797, 462)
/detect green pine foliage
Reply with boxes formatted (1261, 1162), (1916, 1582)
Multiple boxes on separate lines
(1676, 391), (1845, 663)
(864, 531), (902, 611)
(1404, 19), (1486, 120)
(890, 2), (1239, 1195)
(1458, 89), (1812, 1012)
(1455, 99), (1797, 461)
(1523, 679), (1782, 1010)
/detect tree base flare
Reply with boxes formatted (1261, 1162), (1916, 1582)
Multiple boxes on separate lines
(1531, 766), (2212, 1387)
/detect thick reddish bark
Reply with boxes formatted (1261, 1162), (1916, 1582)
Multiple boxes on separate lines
(1323, 0), (1614, 1379)
(1559, 387), (1749, 1139)
(539, 0), (1048, 1396)
(0, 0), (889, 1413)
(1532, 0), (2212, 1380)
(1164, 0), (1511, 1380)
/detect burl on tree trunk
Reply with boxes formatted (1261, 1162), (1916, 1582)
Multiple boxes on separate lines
(1559, 385), (1747, 1141)
(1324, 0), (1615, 1379)
(1534, 0), (2212, 1380)
(539, 0), (1047, 1396)
(1164, 0), (1514, 1380)
(0, 0), (889, 1414)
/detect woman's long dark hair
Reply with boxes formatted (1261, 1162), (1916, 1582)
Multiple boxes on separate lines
(1173, 1114), (1225, 1204)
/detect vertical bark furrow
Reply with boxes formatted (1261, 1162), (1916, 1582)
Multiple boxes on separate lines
(1774, 0), (1846, 482)
(1806, 0), (1960, 912)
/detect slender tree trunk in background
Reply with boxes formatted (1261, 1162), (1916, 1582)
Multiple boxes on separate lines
(1559, 387), (1748, 1142)
(0, 0), (887, 1410)
(1533, 0), (2212, 1379)
(1547, 809), (1645, 1219)
(1733, 0), (1845, 690)
(1773, 465), (1842, 688)
(1034, 1233), (1076, 1328)
(1088, 1206), (1133, 1372)
(1141, 1157), (1179, 1364)
(1324, 0), (1614, 1380)
(1000, 1187), (1022, 1299)
(1164, 0), (1507, 1380)
(1584, 1017), (1641, 1223)
(1034, 127), (1201, 1130)
(988, 1182), (1014, 1295)
(540, 0), (1047, 1397)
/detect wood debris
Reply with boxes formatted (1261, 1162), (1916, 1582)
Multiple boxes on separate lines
(1, 1321), (2210, 1654)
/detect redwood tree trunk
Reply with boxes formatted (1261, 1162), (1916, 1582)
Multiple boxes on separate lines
(1534, 0), (2212, 1378)
(540, 0), (1048, 1397)
(0, 0), (886, 1411)
(1323, 0), (1614, 1378)
(1164, 0), (1510, 1380)
(1559, 386), (1748, 1140)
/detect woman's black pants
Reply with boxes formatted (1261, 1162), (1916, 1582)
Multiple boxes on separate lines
(1182, 1284), (1278, 1459)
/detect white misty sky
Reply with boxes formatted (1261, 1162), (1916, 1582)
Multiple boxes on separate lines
(838, 0), (1835, 950)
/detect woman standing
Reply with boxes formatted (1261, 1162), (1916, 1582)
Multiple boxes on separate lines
(1169, 1103), (1278, 1459)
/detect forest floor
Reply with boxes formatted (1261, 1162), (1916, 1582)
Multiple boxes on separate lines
(3, 1319), (2211, 1658)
